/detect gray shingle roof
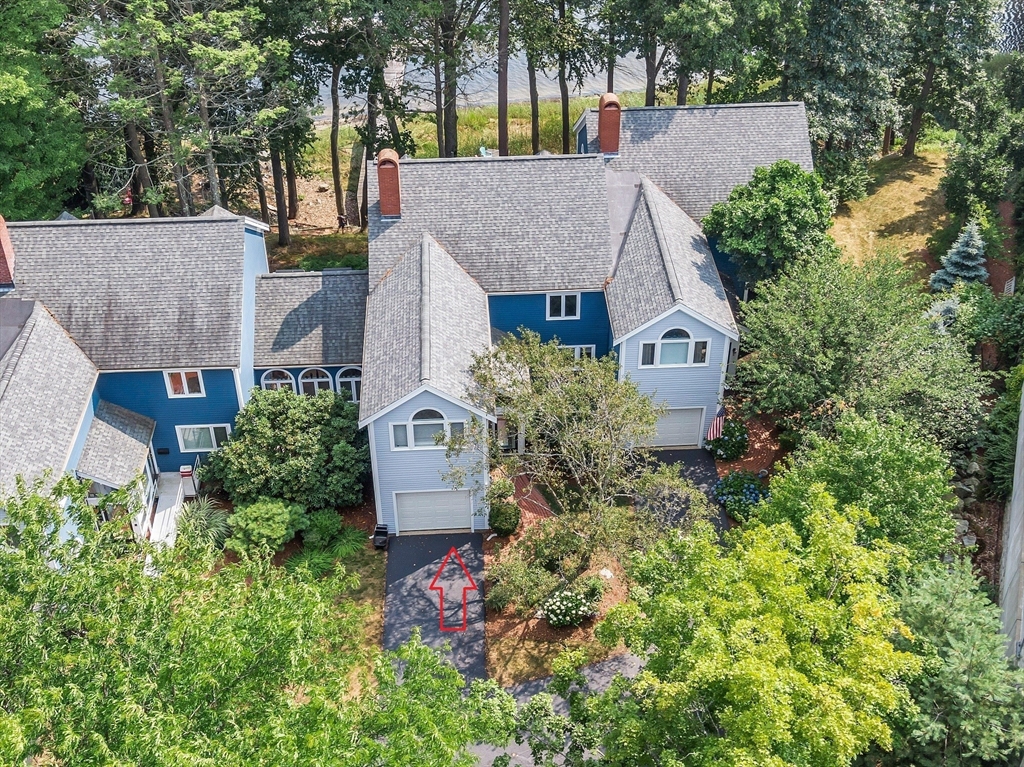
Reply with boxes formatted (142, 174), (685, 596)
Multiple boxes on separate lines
(0, 299), (98, 493)
(359, 234), (491, 422)
(606, 179), (737, 340)
(367, 154), (613, 292)
(7, 217), (248, 369)
(581, 102), (813, 220)
(76, 400), (155, 489)
(254, 270), (368, 367)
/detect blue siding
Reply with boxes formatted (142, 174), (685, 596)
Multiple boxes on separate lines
(95, 369), (241, 472)
(65, 388), (99, 475)
(708, 237), (746, 299)
(619, 309), (732, 447)
(488, 291), (612, 357)
(368, 391), (488, 533)
(239, 227), (270, 401)
(576, 124), (589, 154)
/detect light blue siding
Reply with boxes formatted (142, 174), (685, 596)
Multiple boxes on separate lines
(239, 227), (270, 401)
(65, 388), (99, 475)
(488, 291), (612, 356)
(94, 369), (241, 472)
(368, 390), (488, 533)
(619, 309), (732, 446)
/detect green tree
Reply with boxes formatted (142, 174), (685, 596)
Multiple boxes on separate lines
(868, 559), (1024, 767)
(202, 387), (368, 509)
(737, 252), (988, 450)
(0, 477), (514, 765)
(519, 496), (920, 766)
(702, 159), (836, 285)
(226, 496), (309, 554)
(982, 363), (1023, 499)
(930, 220), (990, 291)
(0, 0), (85, 220)
(758, 412), (956, 561)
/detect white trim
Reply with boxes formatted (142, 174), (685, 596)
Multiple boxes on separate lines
(367, 424), (384, 527)
(571, 109), (592, 135)
(614, 304), (739, 345)
(392, 488), (474, 536)
(560, 344), (597, 360)
(242, 216), (270, 232)
(98, 366), (236, 374)
(545, 292), (582, 321)
(233, 368), (246, 408)
(359, 384), (494, 429)
(336, 366), (362, 403)
(388, 407), (466, 451)
(163, 369), (206, 398)
(63, 372), (99, 474)
(175, 423), (232, 453)
(298, 367), (334, 395)
(716, 337), (730, 407)
(261, 368), (297, 392)
(485, 288), (603, 297)
(638, 328), (711, 369)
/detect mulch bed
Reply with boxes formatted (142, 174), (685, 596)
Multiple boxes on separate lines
(966, 498), (1004, 589)
(714, 416), (787, 479)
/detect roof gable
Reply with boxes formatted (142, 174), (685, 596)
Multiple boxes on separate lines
(7, 217), (249, 369)
(582, 102), (813, 220)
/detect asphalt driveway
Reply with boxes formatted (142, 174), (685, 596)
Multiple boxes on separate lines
(383, 532), (486, 680)
(652, 448), (730, 531)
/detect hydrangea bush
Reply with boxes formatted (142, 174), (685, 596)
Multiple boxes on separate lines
(705, 418), (750, 461)
(712, 470), (769, 522)
(541, 589), (595, 628)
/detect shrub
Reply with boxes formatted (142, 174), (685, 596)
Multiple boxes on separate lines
(930, 220), (989, 291)
(201, 388), (368, 510)
(522, 518), (590, 575)
(815, 149), (869, 203)
(982, 364), (1023, 499)
(486, 478), (521, 536)
(327, 524), (368, 559)
(704, 418), (749, 461)
(712, 470), (769, 522)
(541, 589), (595, 628)
(304, 510), (342, 550)
(176, 495), (230, 549)
(284, 548), (337, 579)
(485, 550), (561, 614)
(226, 498), (308, 555)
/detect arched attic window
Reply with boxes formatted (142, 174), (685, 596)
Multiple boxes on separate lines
(261, 369), (296, 392)
(337, 366), (362, 402)
(639, 328), (710, 367)
(299, 368), (333, 396)
(391, 408), (466, 449)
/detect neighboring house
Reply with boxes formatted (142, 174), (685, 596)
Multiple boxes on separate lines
(253, 268), (368, 401)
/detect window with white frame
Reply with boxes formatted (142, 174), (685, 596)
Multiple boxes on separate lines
(176, 424), (231, 452)
(546, 292), (580, 320)
(392, 408), (466, 449)
(261, 369), (296, 392)
(299, 368), (333, 396)
(164, 369), (205, 398)
(639, 328), (709, 368)
(336, 366), (362, 402)
(560, 344), (596, 360)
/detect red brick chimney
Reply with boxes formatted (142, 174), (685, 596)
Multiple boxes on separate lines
(598, 93), (621, 155)
(377, 149), (401, 218)
(0, 215), (14, 294)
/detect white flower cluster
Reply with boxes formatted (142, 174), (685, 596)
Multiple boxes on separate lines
(541, 590), (592, 628)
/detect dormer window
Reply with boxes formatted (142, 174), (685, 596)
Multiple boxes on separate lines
(391, 408), (466, 450)
(640, 328), (710, 368)
(547, 292), (580, 320)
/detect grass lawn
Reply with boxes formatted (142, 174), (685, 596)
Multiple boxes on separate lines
(830, 148), (950, 273)
(268, 231), (368, 272)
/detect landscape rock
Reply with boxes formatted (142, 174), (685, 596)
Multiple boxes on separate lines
(962, 476), (981, 491)
(317, 183), (329, 192)
(600, 568), (614, 580)
(955, 518), (970, 535)
(967, 461), (981, 476)
(953, 483), (972, 499)
(961, 533), (978, 547)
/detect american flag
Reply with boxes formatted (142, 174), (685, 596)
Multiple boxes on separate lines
(706, 406), (726, 442)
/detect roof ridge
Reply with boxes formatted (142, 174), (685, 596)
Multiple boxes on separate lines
(641, 179), (684, 303)
(419, 233), (431, 383)
(6, 216), (244, 229)
(374, 153), (601, 168)
(584, 101), (806, 115)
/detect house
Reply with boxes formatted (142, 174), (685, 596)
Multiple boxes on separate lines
(1, 209), (270, 542)
(0, 93), (812, 539)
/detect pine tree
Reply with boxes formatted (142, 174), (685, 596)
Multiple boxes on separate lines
(930, 220), (989, 291)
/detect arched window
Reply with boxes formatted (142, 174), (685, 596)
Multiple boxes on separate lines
(639, 327), (709, 368)
(391, 408), (465, 449)
(299, 368), (333, 396)
(337, 366), (362, 402)
(261, 369), (296, 392)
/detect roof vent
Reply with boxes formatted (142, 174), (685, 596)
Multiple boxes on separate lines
(598, 93), (621, 155)
(377, 149), (401, 218)
(0, 215), (15, 295)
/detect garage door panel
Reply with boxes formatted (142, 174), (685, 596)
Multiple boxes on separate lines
(652, 408), (703, 448)
(396, 490), (472, 534)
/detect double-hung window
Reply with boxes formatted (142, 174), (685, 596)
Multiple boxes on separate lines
(176, 424), (231, 452)
(639, 328), (710, 368)
(392, 409), (465, 450)
(164, 369), (205, 398)
(560, 344), (596, 360)
(547, 292), (580, 320)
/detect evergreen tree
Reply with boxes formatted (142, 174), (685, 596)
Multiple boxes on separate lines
(930, 220), (989, 291)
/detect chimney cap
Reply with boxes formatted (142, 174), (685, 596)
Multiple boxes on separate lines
(377, 148), (400, 166)
(599, 92), (621, 110)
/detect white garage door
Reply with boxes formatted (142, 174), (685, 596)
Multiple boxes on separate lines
(396, 490), (472, 534)
(652, 408), (703, 448)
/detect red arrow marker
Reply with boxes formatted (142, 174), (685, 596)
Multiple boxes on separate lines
(429, 546), (478, 632)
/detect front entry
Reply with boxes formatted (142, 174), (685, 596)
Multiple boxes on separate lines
(395, 489), (472, 534)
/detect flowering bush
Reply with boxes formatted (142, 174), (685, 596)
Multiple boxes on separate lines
(712, 470), (769, 522)
(541, 589), (595, 628)
(705, 418), (750, 460)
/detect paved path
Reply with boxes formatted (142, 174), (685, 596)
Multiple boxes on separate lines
(383, 533), (486, 680)
(470, 653), (643, 765)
